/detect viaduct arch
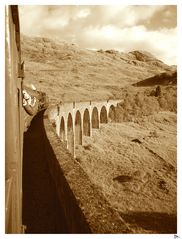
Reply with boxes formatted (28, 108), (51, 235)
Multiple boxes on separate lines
(60, 117), (65, 142)
(50, 99), (122, 157)
(92, 107), (99, 129)
(75, 111), (82, 145)
(67, 113), (74, 156)
(83, 109), (90, 136)
(108, 105), (116, 122)
(100, 106), (107, 123)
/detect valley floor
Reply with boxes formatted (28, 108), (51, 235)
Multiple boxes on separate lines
(76, 111), (177, 233)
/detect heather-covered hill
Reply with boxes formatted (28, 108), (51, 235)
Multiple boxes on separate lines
(21, 35), (174, 104)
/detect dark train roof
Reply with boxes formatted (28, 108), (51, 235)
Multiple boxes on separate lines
(10, 5), (21, 51)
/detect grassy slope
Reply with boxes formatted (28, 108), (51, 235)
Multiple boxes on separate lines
(21, 35), (172, 104)
(76, 112), (177, 233)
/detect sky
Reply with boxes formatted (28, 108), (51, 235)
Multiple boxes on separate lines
(19, 5), (177, 65)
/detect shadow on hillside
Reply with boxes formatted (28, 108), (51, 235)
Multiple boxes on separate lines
(113, 175), (133, 183)
(120, 211), (177, 233)
(132, 70), (177, 87)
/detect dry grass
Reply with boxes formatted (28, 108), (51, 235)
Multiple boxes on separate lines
(76, 111), (177, 233)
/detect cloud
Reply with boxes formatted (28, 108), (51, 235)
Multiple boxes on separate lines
(19, 5), (177, 65)
(78, 25), (177, 65)
(77, 8), (90, 18)
(19, 6), (45, 35)
(74, 5), (165, 28)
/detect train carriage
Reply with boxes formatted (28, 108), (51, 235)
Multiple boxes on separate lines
(5, 6), (48, 233)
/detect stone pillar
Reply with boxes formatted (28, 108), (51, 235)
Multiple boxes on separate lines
(98, 117), (101, 129)
(55, 116), (60, 137)
(72, 109), (76, 158)
(89, 105), (92, 137)
(64, 115), (68, 149)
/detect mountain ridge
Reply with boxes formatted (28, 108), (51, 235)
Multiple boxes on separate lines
(21, 35), (175, 103)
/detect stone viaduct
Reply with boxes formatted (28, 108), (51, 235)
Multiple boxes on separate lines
(49, 100), (123, 157)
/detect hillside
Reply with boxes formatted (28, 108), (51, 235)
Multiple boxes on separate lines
(76, 111), (177, 233)
(21, 35), (174, 104)
(133, 70), (177, 87)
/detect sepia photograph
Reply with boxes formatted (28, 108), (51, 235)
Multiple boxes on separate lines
(4, 3), (178, 235)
